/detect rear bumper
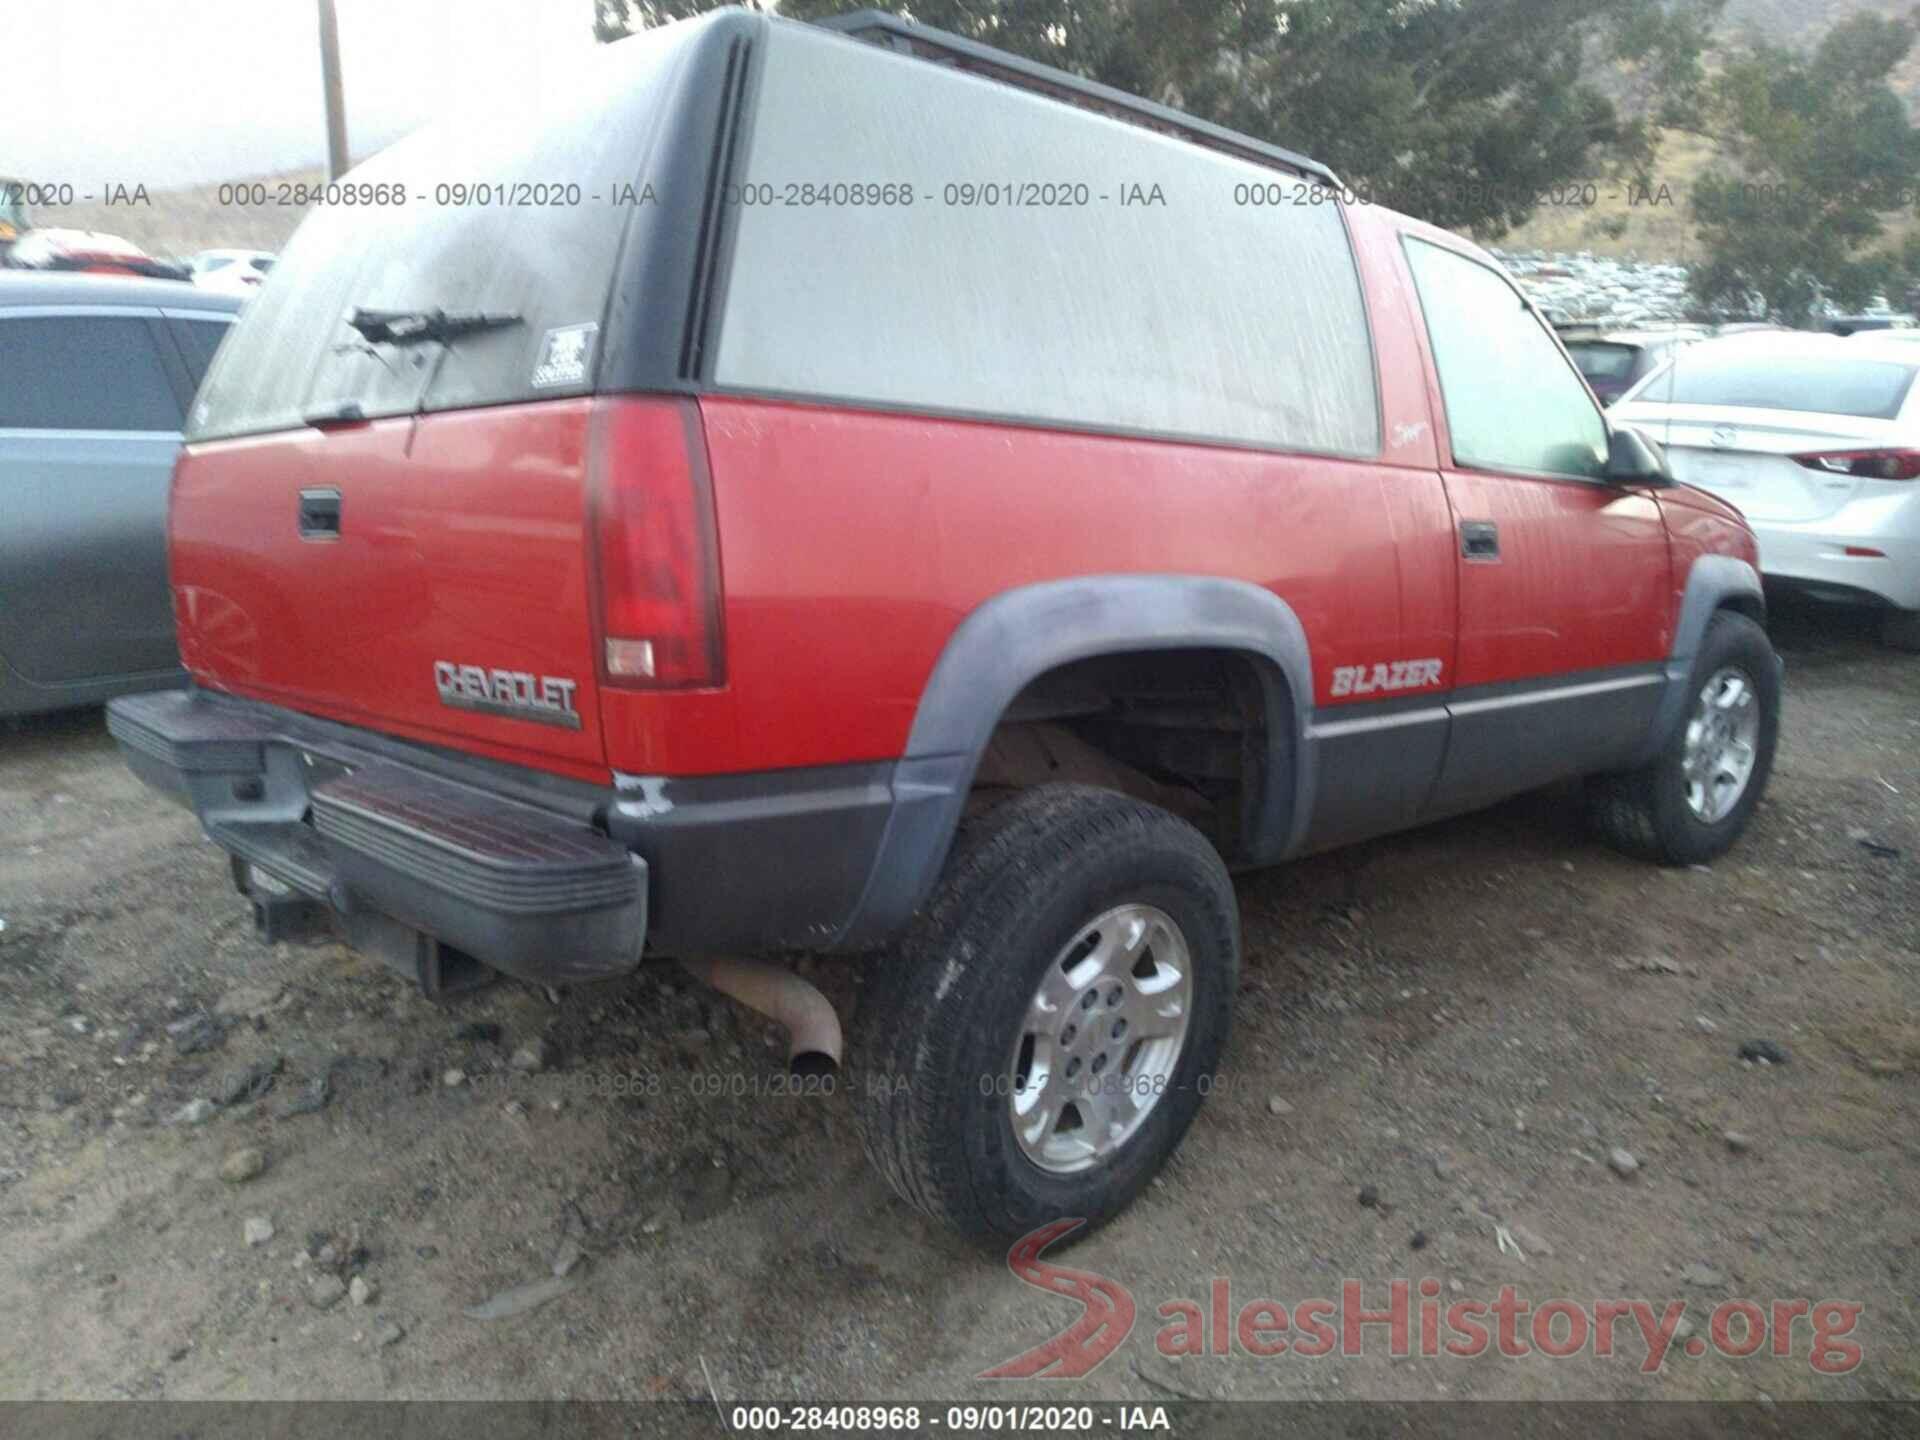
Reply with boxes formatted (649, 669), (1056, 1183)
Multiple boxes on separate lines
(1750, 492), (1920, 611)
(108, 689), (648, 984)
(106, 688), (931, 975)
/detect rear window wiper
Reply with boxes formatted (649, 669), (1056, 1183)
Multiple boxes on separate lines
(344, 307), (522, 346)
(303, 399), (367, 428)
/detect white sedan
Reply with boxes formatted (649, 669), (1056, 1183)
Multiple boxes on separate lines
(1613, 331), (1920, 650)
(187, 249), (275, 296)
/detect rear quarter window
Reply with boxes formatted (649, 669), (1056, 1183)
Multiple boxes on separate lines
(712, 23), (1380, 455)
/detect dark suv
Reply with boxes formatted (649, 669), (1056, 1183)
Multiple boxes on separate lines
(108, 10), (1780, 1241)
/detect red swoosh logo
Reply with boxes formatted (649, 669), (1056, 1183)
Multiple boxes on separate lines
(979, 1218), (1136, 1378)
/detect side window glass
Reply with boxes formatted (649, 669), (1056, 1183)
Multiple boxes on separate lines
(715, 21), (1381, 455)
(1404, 239), (1607, 479)
(0, 314), (181, 431)
(172, 316), (234, 389)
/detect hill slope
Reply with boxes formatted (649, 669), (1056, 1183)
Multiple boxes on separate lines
(29, 170), (323, 260)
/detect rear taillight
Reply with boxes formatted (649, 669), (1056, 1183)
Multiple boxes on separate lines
(1790, 448), (1920, 480)
(588, 399), (724, 689)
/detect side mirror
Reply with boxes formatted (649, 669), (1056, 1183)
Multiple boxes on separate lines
(1604, 425), (1674, 488)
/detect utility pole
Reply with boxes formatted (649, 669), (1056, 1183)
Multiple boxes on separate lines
(319, 0), (350, 181)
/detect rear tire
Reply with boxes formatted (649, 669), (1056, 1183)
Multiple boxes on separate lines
(1587, 610), (1780, 865)
(1883, 607), (1920, 653)
(851, 784), (1238, 1243)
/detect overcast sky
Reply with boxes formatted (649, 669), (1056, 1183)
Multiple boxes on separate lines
(12, 0), (604, 188)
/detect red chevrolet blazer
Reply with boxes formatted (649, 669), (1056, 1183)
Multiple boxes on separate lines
(110, 8), (1780, 1240)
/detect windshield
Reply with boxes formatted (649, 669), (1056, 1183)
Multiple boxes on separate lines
(1565, 342), (1639, 383)
(1638, 349), (1919, 419)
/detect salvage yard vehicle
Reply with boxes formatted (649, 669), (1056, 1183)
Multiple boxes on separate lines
(1613, 330), (1920, 651)
(107, 8), (1781, 1241)
(1, 274), (240, 715)
(4, 228), (191, 282)
(187, 249), (276, 297)
(1560, 326), (1704, 406)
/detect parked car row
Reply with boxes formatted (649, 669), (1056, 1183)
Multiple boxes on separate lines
(4, 228), (192, 282)
(184, 248), (275, 295)
(1559, 325), (1708, 406)
(3, 226), (273, 296)
(1540, 311), (1919, 646)
(1557, 315), (1920, 414)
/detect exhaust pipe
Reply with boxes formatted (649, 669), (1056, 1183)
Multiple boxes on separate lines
(677, 957), (842, 1076)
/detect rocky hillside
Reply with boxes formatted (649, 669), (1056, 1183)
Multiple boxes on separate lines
(1724, 0), (1920, 108)
(1501, 2), (1920, 259)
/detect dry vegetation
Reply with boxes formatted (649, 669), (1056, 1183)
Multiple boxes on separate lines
(1494, 130), (1720, 259)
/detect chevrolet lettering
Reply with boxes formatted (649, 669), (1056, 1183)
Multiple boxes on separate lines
(433, 661), (581, 729)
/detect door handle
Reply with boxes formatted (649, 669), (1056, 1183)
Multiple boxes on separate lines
(298, 488), (341, 540)
(1460, 520), (1500, 561)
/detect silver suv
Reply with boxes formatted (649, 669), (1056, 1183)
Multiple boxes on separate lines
(0, 274), (241, 715)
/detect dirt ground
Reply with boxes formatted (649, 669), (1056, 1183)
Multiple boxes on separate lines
(1, 599), (1915, 1412)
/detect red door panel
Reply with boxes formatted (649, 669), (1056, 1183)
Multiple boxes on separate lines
(1443, 473), (1672, 687)
(593, 398), (1456, 777)
(1428, 469), (1671, 812)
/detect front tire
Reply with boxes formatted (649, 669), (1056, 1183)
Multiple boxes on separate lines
(1587, 610), (1780, 865)
(851, 785), (1238, 1243)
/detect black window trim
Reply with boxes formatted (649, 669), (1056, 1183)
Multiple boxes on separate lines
(819, 9), (1340, 190)
(1399, 233), (1614, 488)
(158, 307), (238, 404)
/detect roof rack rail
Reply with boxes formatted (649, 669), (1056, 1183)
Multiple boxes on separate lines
(817, 9), (1339, 189)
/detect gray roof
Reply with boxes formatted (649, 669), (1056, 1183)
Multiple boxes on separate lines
(0, 271), (244, 313)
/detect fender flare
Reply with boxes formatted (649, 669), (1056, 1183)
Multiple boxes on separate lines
(1628, 554), (1767, 768)
(833, 575), (1316, 949)
(1673, 554), (1765, 663)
